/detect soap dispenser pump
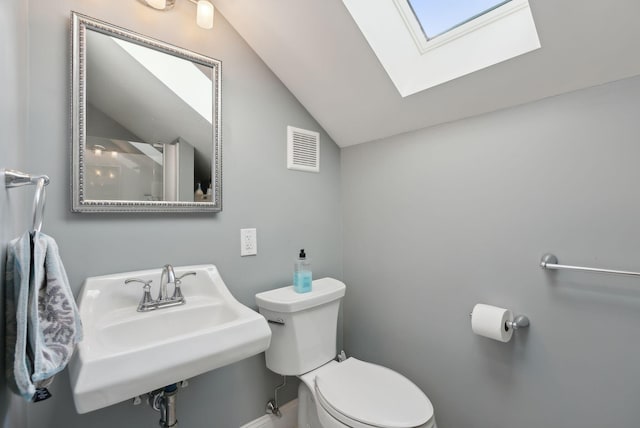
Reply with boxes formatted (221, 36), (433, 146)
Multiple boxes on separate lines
(293, 249), (312, 293)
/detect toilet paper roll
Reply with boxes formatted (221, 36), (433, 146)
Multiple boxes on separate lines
(471, 303), (514, 343)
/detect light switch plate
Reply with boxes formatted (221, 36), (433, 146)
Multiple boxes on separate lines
(240, 228), (257, 256)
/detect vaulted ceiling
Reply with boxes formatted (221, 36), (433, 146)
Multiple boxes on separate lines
(211, 0), (640, 147)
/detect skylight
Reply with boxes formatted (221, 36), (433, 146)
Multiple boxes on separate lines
(407, 0), (511, 39)
(342, 0), (540, 97)
(111, 37), (213, 124)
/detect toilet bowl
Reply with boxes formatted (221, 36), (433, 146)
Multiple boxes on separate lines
(300, 358), (436, 428)
(255, 278), (436, 428)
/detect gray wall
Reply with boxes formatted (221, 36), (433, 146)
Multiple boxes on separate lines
(342, 75), (640, 428)
(1, 1), (342, 427)
(0, 0), (29, 427)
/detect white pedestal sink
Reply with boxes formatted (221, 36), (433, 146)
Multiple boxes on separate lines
(68, 265), (271, 414)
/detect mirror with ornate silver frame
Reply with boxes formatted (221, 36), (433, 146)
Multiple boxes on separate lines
(71, 12), (221, 212)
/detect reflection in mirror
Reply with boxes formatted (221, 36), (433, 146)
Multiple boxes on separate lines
(71, 12), (221, 212)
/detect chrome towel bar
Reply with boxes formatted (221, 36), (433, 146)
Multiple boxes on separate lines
(5, 169), (50, 188)
(4, 169), (50, 233)
(540, 253), (640, 278)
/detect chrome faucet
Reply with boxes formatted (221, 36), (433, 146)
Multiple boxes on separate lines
(159, 264), (176, 301)
(125, 265), (196, 312)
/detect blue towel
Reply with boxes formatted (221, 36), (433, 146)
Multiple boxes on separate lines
(5, 231), (82, 401)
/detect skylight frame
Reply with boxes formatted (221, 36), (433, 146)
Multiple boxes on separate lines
(405, 0), (513, 42)
(341, 0), (541, 97)
(393, 0), (525, 54)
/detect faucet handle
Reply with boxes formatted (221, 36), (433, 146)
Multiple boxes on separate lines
(125, 278), (152, 288)
(176, 272), (197, 281)
(172, 272), (196, 301)
(124, 278), (155, 311)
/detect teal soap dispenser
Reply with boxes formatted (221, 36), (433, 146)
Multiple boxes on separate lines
(293, 249), (312, 293)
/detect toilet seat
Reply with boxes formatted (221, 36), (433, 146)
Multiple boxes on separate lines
(313, 358), (434, 428)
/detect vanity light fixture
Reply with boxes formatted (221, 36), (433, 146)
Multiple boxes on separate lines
(139, 0), (214, 29)
(195, 0), (214, 29)
(93, 145), (105, 156)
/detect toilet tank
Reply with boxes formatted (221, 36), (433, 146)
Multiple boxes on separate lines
(255, 278), (346, 376)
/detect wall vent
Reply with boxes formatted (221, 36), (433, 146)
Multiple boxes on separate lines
(287, 126), (319, 173)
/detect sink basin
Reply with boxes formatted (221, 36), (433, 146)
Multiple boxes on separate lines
(68, 265), (271, 414)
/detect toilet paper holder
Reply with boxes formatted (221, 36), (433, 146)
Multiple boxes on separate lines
(468, 311), (530, 331)
(504, 315), (530, 331)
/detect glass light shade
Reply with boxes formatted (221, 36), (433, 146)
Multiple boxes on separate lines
(146, 0), (167, 9)
(196, 1), (214, 29)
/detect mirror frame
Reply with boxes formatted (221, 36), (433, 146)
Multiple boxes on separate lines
(71, 12), (222, 213)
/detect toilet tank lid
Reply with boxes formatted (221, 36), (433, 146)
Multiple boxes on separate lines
(255, 277), (345, 313)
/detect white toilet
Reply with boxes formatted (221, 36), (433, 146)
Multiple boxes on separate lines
(255, 278), (436, 428)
